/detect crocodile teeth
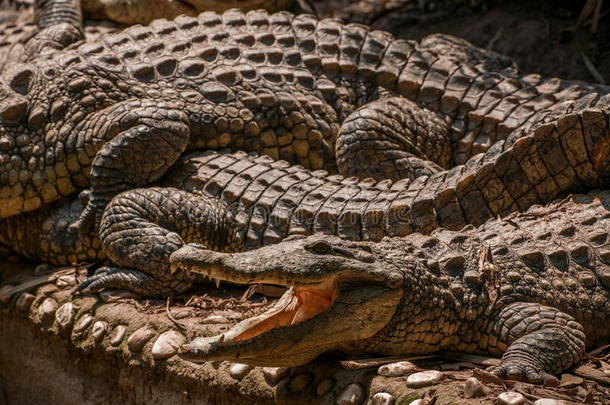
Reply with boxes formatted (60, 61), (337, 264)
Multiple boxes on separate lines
(214, 278), (221, 289)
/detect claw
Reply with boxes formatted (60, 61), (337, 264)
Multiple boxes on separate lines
(488, 363), (559, 385)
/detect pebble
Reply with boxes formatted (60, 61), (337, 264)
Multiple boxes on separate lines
(55, 274), (76, 289)
(73, 314), (93, 333)
(229, 363), (252, 380)
(262, 367), (290, 384)
(406, 370), (444, 388)
(497, 392), (527, 405)
(534, 400), (563, 405)
(290, 374), (312, 393)
(38, 297), (58, 322)
(151, 330), (185, 359)
(371, 393), (395, 405)
(91, 321), (108, 343)
(127, 327), (156, 352)
(110, 325), (127, 346)
(464, 377), (490, 398)
(316, 378), (334, 396)
(15, 293), (35, 311)
(336, 383), (364, 405)
(377, 361), (418, 377)
(55, 302), (76, 329)
(200, 315), (230, 324)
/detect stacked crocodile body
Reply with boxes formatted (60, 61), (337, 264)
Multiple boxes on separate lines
(0, 4), (608, 388)
(0, 9), (606, 227)
(2, 92), (609, 294)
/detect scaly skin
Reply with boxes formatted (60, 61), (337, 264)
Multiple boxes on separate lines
(0, 10), (607, 226)
(21, 0), (295, 61)
(0, 19), (121, 68)
(173, 190), (610, 383)
(2, 95), (609, 295)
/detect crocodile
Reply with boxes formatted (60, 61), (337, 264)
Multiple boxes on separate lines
(1, 94), (608, 296)
(0, 9), (608, 229)
(5, 0), (295, 25)
(173, 190), (610, 383)
(20, 0), (296, 63)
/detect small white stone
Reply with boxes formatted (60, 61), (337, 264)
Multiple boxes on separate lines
(151, 330), (185, 359)
(371, 392), (395, 405)
(534, 400), (563, 405)
(55, 302), (76, 329)
(262, 367), (290, 384)
(464, 377), (490, 398)
(38, 297), (58, 322)
(127, 327), (156, 352)
(200, 314), (230, 324)
(229, 363), (252, 380)
(15, 293), (35, 311)
(336, 383), (364, 405)
(73, 314), (93, 333)
(409, 400), (424, 405)
(91, 321), (108, 343)
(55, 274), (76, 289)
(377, 361), (418, 377)
(497, 392), (527, 405)
(110, 325), (127, 346)
(406, 370), (444, 388)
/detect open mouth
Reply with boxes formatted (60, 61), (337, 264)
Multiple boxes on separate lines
(171, 241), (399, 365)
(232, 277), (338, 341)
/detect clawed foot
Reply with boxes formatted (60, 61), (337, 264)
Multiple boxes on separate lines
(487, 362), (559, 385)
(73, 266), (184, 297)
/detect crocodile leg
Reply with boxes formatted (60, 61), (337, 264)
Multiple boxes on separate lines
(336, 97), (452, 181)
(487, 302), (586, 384)
(75, 266), (196, 296)
(72, 104), (191, 234)
(22, 0), (84, 59)
(74, 187), (241, 294)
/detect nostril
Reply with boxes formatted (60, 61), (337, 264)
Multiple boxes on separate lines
(0, 136), (13, 151)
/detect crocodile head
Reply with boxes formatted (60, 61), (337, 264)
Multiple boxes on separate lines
(171, 235), (404, 366)
(0, 62), (61, 218)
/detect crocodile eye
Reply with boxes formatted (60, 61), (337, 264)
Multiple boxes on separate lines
(306, 240), (332, 254)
